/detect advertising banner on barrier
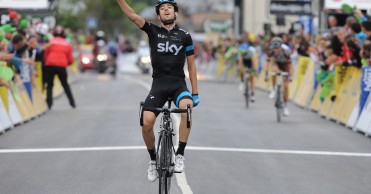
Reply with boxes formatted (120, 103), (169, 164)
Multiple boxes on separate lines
(7, 90), (23, 125)
(360, 66), (371, 115)
(21, 64), (33, 102)
(296, 57), (311, 89)
(356, 93), (371, 134)
(0, 98), (12, 131)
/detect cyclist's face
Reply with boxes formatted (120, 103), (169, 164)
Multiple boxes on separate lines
(159, 3), (175, 18)
(272, 47), (281, 54)
(158, 3), (177, 25)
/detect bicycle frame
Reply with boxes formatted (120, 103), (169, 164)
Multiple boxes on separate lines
(244, 72), (250, 108)
(139, 100), (191, 194)
(270, 72), (288, 122)
(243, 68), (255, 108)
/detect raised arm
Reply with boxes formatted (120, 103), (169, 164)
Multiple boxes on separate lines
(117, 0), (145, 28)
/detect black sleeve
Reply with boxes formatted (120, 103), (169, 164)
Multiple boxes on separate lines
(184, 34), (194, 56)
(140, 21), (154, 36)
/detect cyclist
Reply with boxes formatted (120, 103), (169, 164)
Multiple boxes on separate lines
(117, 0), (199, 182)
(222, 38), (240, 81)
(238, 33), (258, 102)
(264, 36), (293, 116)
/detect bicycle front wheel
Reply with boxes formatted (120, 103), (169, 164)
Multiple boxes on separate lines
(158, 132), (172, 194)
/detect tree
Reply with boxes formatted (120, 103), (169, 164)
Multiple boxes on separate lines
(56, 0), (152, 36)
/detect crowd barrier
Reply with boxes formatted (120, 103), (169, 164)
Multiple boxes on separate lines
(0, 61), (79, 134)
(256, 56), (371, 137)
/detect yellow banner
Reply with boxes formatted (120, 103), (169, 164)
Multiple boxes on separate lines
(35, 62), (43, 91)
(296, 56), (311, 88)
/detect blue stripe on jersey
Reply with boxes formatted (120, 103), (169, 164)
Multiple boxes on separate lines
(176, 91), (192, 107)
(186, 45), (194, 52)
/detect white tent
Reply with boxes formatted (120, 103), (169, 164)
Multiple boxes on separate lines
(0, 0), (48, 9)
(325, 0), (371, 10)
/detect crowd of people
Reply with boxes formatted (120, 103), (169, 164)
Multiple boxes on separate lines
(0, 10), (128, 110)
(192, 8), (371, 115)
(0, 10), (82, 109)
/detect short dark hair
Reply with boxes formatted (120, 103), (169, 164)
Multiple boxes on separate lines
(362, 21), (371, 32)
(12, 34), (24, 44)
(351, 22), (362, 34)
(364, 41), (371, 52)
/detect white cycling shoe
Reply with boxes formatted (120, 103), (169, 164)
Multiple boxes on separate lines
(147, 160), (158, 182)
(269, 91), (276, 99)
(174, 155), (185, 173)
(283, 107), (290, 116)
(250, 95), (255, 102)
(238, 83), (244, 91)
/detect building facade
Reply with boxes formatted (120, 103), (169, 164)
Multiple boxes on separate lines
(240, 0), (320, 35)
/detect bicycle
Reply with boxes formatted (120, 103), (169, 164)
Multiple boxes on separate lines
(269, 71), (289, 123)
(139, 99), (191, 194)
(243, 68), (255, 108)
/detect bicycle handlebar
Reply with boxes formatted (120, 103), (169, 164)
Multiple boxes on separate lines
(139, 102), (191, 128)
(269, 72), (289, 76)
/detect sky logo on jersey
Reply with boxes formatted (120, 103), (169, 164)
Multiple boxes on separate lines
(157, 41), (183, 55)
(158, 34), (167, 39)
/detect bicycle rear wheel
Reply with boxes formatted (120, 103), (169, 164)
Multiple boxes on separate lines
(245, 77), (250, 108)
(276, 85), (282, 123)
(158, 132), (172, 194)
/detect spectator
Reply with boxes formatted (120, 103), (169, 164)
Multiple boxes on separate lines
(351, 22), (367, 45)
(8, 11), (20, 27)
(361, 21), (371, 41)
(2, 24), (16, 43)
(361, 41), (371, 65)
(44, 26), (76, 109)
(297, 40), (310, 57)
(328, 15), (338, 35)
(344, 35), (362, 68)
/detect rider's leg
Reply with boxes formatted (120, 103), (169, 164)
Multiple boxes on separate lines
(142, 111), (157, 160)
(174, 98), (193, 173)
(283, 80), (290, 116)
(176, 98), (194, 156)
(271, 65), (279, 88)
(249, 73), (255, 96)
(284, 80), (289, 103)
(269, 65), (279, 98)
(143, 111), (158, 181)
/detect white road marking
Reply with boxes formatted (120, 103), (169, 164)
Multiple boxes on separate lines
(0, 146), (145, 153)
(187, 147), (371, 157)
(1, 146), (371, 157)
(176, 172), (193, 194)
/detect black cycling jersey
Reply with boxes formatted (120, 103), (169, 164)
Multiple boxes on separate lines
(267, 49), (291, 72)
(140, 21), (194, 78)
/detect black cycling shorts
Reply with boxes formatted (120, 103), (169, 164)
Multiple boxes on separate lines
(276, 62), (290, 72)
(243, 58), (253, 69)
(143, 76), (192, 116)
